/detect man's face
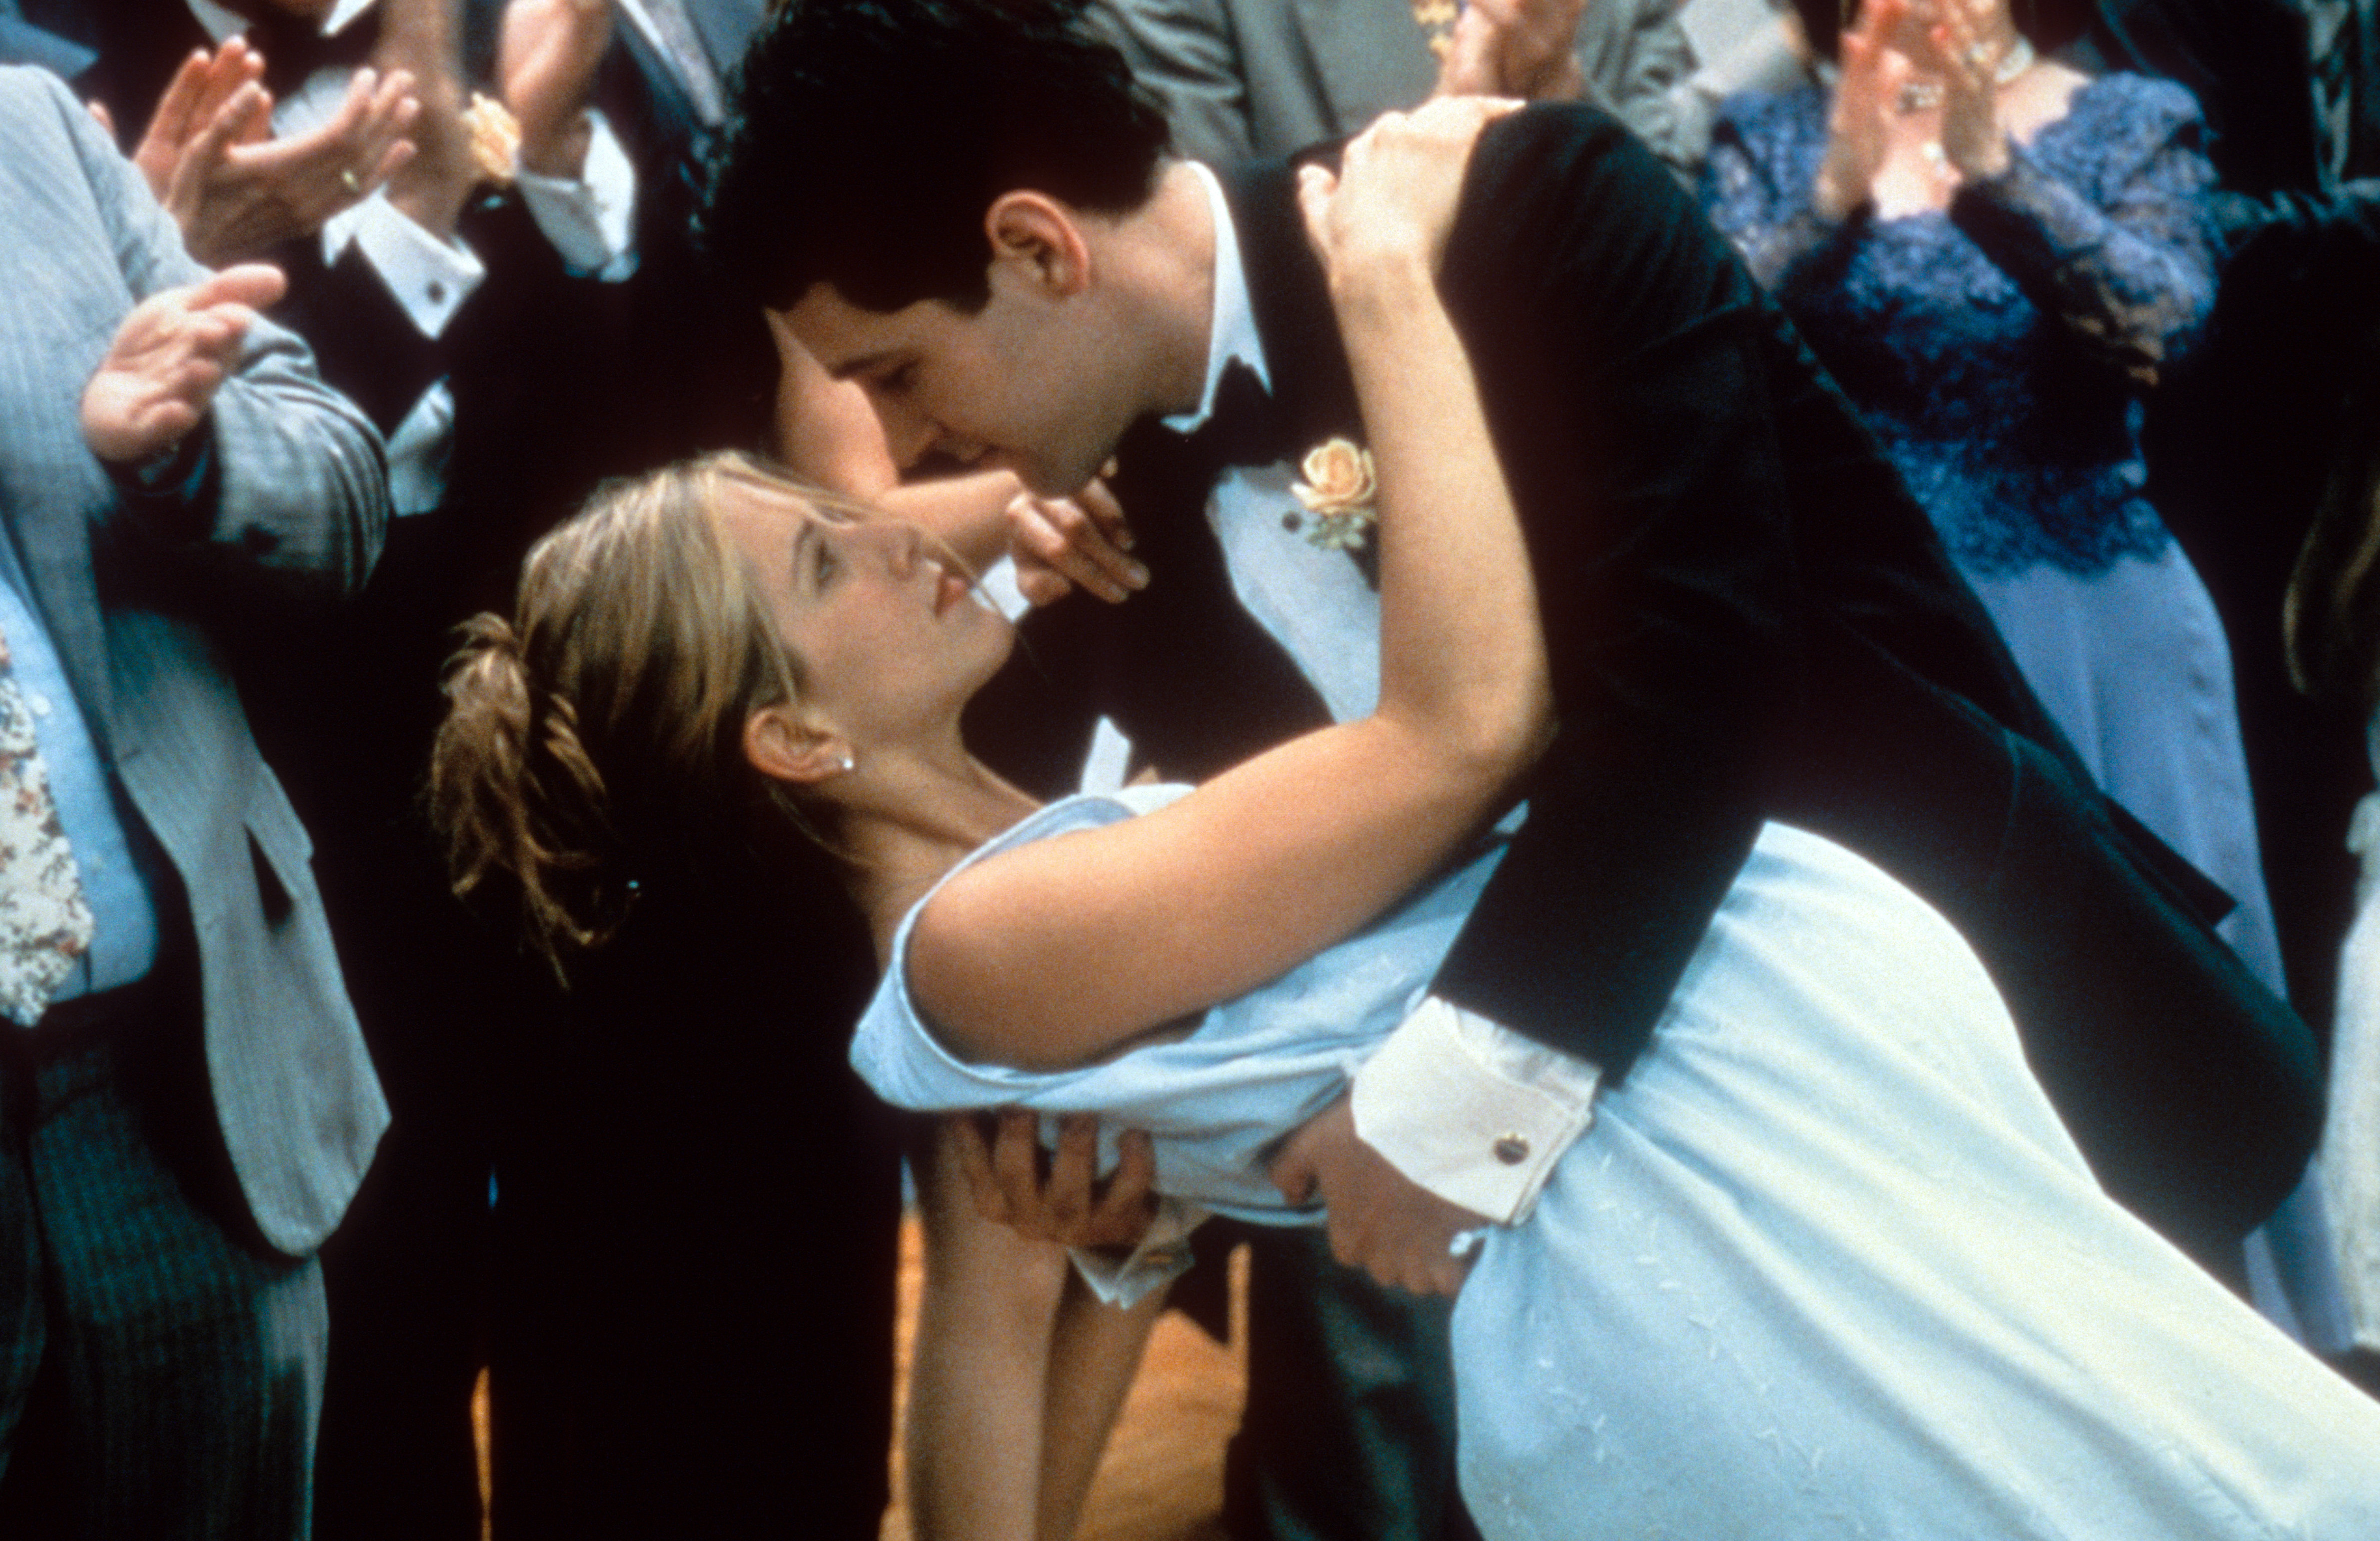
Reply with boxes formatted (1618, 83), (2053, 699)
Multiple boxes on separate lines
(782, 274), (1140, 499)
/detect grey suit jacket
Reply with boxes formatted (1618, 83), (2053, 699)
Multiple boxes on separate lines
(1087, 0), (1694, 166)
(0, 66), (389, 1257)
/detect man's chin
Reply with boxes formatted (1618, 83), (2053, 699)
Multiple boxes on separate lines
(1013, 453), (1116, 501)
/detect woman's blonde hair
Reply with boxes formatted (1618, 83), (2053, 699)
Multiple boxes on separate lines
(431, 451), (868, 976)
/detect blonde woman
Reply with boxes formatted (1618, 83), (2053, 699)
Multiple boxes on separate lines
(438, 106), (2380, 1539)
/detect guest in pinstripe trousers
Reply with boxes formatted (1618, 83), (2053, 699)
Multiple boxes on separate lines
(0, 63), (389, 1541)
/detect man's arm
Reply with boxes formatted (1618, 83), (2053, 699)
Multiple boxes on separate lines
(1303, 106), (1799, 1275)
(1427, 104), (1788, 1070)
(60, 71), (388, 600)
(499, 0), (639, 276)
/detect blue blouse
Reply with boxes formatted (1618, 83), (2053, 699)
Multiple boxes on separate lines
(1700, 74), (2219, 576)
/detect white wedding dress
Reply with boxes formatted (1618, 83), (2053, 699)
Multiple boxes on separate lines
(852, 786), (2380, 1539)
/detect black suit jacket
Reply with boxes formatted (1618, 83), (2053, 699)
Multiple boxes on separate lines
(973, 105), (2321, 1263)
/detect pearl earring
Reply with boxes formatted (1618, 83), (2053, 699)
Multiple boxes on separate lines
(838, 752), (857, 774)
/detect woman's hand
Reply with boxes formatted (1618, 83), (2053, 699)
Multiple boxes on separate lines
(1815, 0), (1919, 219)
(1006, 478), (1144, 606)
(1296, 94), (1523, 295)
(1926, 0), (2012, 178)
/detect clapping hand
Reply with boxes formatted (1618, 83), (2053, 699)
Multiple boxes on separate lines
(81, 264), (289, 465)
(1813, 0), (1915, 219)
(127, 38), (264, 201)
(1436, 0), (1588, 103)
(1924, 0), (2012, 178)
(134, 53), (420, 266)
(499, 0), (615, 178)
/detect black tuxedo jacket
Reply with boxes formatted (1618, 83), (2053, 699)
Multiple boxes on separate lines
(971, 105), (2321, 1264)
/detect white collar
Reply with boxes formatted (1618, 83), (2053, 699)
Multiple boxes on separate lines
(185, 0), (379, 48)
(1163, 159), (1272, 435)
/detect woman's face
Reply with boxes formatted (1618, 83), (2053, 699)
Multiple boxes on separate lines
(716, 485), (1013, 759)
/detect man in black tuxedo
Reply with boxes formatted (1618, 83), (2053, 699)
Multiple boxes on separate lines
(708, 0), (2322, 1529)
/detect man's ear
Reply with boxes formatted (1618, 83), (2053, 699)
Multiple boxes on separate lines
(985, 192), (1093, 300)
(743, 704), (851, 788)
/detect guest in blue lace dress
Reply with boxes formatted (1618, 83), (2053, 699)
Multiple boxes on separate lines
(1701, 0), (2285, 991)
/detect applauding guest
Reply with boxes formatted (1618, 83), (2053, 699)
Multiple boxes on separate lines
(0, 62), (387, 1538)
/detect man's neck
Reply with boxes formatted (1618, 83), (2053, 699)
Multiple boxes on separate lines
(1124, 160), (1223, 421)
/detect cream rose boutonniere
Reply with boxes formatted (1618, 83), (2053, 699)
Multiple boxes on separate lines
(1291, 437), (1378, 551)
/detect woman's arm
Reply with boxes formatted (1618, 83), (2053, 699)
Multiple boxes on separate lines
(904, 1119), (1169, 1541)
(1947, 107), (2217, 386)
(774, 317), (1148, 601)
(1930, 6), (2217, 386)
(911, 98), (1550, 1070)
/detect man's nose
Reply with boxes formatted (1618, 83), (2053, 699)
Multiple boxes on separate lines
(874, 396), (942, 470)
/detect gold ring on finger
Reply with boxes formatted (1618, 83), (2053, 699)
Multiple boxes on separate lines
(340, 168), (362, 193)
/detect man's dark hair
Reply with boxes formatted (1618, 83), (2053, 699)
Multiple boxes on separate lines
(701, 0), (1172, 314)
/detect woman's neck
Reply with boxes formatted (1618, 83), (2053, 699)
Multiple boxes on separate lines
(835, 753), (1043, 963)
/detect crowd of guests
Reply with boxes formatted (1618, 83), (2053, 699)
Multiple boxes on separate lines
(1, 0), (2379, 1536)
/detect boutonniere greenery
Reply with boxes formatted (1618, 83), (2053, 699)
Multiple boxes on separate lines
(1290, 437), (1378, 552)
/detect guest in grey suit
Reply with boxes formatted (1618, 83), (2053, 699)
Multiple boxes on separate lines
(0, 63), (388, 1540)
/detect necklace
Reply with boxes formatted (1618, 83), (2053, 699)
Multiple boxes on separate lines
(1895, 34), (2036, 114)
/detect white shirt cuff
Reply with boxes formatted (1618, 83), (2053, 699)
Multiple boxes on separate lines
(1350, 995), (1600, 1226)
(1066, 1196), (1207, 1309)
(516, 108), (638, 278)
(322, 194), (485, 339)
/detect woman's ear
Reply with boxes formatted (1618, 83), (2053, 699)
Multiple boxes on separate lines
(985, 191), (1094, 299)
(744, 704), (853, 788)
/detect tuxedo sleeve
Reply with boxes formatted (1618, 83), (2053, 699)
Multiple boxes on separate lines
(1424, 106), (1793, 1080)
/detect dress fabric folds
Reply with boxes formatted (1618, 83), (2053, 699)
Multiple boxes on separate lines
(853, 789), (2380, 1539)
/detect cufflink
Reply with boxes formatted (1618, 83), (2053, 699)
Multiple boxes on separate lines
(1492, 1133), (1530, 1166)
